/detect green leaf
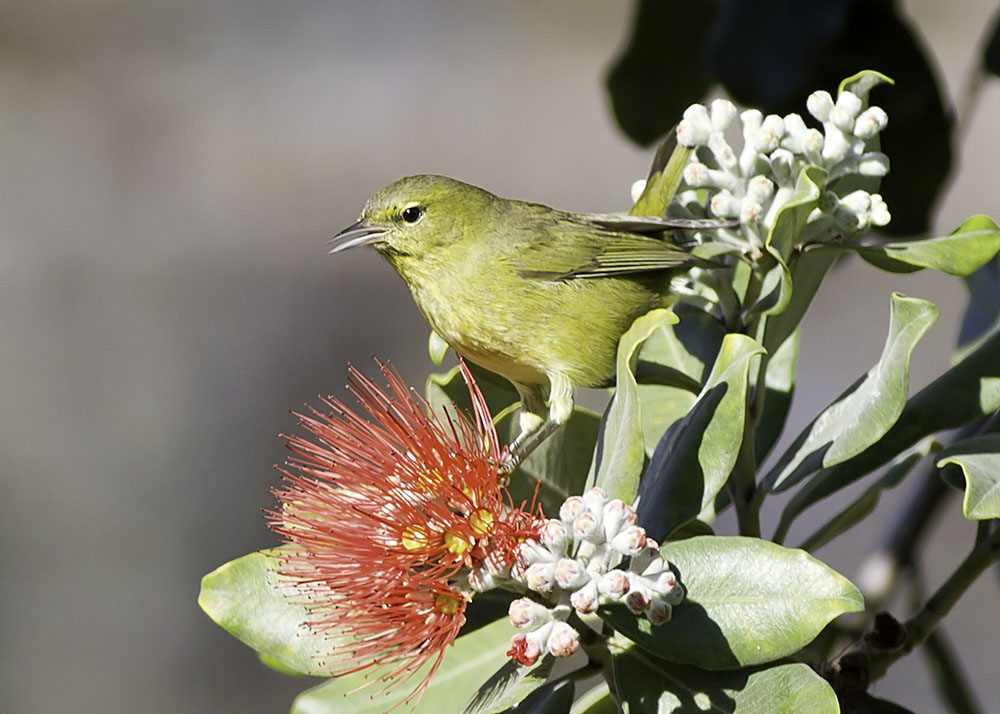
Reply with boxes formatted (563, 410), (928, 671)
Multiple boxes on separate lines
(857, 215), (1000, 276)
(570, 684), (616, 714)
(601, 536), (863, 670)
(763, 247), (839, 357)
(766, 165), (827, 258)
(755, 329), (799, 465)
(199, 548), (330, 676)
(635, 305), (726, 454)
(592, 308), (679, 503)
(765, 293), (938, 492)
(464, 658), (557, 714)
(636, 334), (764, 541)
(429, 330), (450, 364)
(839, 70), (895, 99)
(795, 439), (938, 551)
(611, 643), (839, 713)
(425, 365), (599, 518)
(631, 129), (690, 218)
(292, 618), (517, 714)
(936, 435), (1000, 520)
(775, 325), (1000, 534)
(746, 245), (792, 319)
(496, 678), (574, 714)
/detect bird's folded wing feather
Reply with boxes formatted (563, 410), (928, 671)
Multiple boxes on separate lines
(511, 216), (707, 280)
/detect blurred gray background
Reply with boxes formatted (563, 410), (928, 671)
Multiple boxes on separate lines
(2, 1), (998, 712)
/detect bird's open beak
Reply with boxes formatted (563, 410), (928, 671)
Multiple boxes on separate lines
(329, 221), (388, 254)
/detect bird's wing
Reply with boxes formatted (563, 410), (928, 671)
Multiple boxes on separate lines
(580, 212), (738, 233)
(511, 214), (713, 280)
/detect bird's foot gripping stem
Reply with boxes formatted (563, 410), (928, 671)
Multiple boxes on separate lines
(499, 419), (561, 479)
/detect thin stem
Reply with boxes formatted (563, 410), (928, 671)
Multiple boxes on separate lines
(858, 526), (1000, 685)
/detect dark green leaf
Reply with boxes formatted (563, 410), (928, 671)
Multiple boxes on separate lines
(570, 684), (616, 714)
(605, 0), (716, 146)
(291, 618), (516, 714)
(763, 248), (839, 357)
(795, 439), (937, 551)
(611, 648), (838, 714)
(199, 548), (329, 677)
(602, 536), (863, 670)
(464, 658), (556, 714)
(497, 678), (574, 714)
(776, 327), (1000, 536)
(765, 293), (938, 492)
(983, 7), (1000, 76)
(593, 308), (678, 503)
(936, 435), (1000, 520)
(856, 215), (1000, 276)
(635, 305), (726, 454)
(637, 334), (764, 540)
(755, 329), (799, 465)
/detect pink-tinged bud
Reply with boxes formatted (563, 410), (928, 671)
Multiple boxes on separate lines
(559, 496), (586, 524)
(656, 570), (677, 590)
(646, 599), (673, 625)
(602, 499), (637, 539)
(555, 558), (590, 590)
(547, 622), (580, 658)
(518, 539), (554, 566)
(609, 525), (647, 556)
(468, 567), (498, 592)
(625, 584), (653, 614)
(507, 632), (542, 666)
(525, 562), (557, 593)
(583, 487), (608, 513)
(570, 580), (600, 614)
(572, 511), (603, 544)
(508, 598), (550, 629)
(598, 570), (630, 599)
(540, 519), (568, 555)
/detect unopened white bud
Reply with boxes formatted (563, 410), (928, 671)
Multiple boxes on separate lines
(630, 178), (647, 204)
(857, 153), (890, 177)
(677, 104), (712, 146)
(710, 98), (739, 132)
(747, 175), (775, 204)
(854, 106), (888, 138)
(547, 622), (580, 658)
(806, 91), (834, 122)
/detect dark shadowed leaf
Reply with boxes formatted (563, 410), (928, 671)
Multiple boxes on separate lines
(602, 536), (863, 670)
(593, 309), (678, 503)
(606, 0), (716, 146)
(636, 334), (763, 541)
(765, 293), (938, 491)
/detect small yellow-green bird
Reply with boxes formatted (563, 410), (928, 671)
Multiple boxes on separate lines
(332, 175), (723, 470)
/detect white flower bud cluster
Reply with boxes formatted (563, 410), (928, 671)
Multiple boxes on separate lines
(502, 487), (684, 664)
(669, 86), (891, 244)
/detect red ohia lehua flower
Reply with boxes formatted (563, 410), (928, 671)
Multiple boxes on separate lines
(267, 359), (541, 707)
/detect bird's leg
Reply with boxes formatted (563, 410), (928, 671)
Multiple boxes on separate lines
(500, 374), (573, 476)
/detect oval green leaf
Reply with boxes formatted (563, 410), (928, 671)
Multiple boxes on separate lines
(199, 548), (329, 676)
(602, 536), (863, 670)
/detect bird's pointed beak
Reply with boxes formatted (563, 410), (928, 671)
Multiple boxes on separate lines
(329, 220), (388, 254)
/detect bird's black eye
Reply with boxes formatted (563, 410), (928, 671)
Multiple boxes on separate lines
(402, 206), (422, 223)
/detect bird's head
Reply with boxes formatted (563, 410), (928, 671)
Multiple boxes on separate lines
(331, 175), (496, 264)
